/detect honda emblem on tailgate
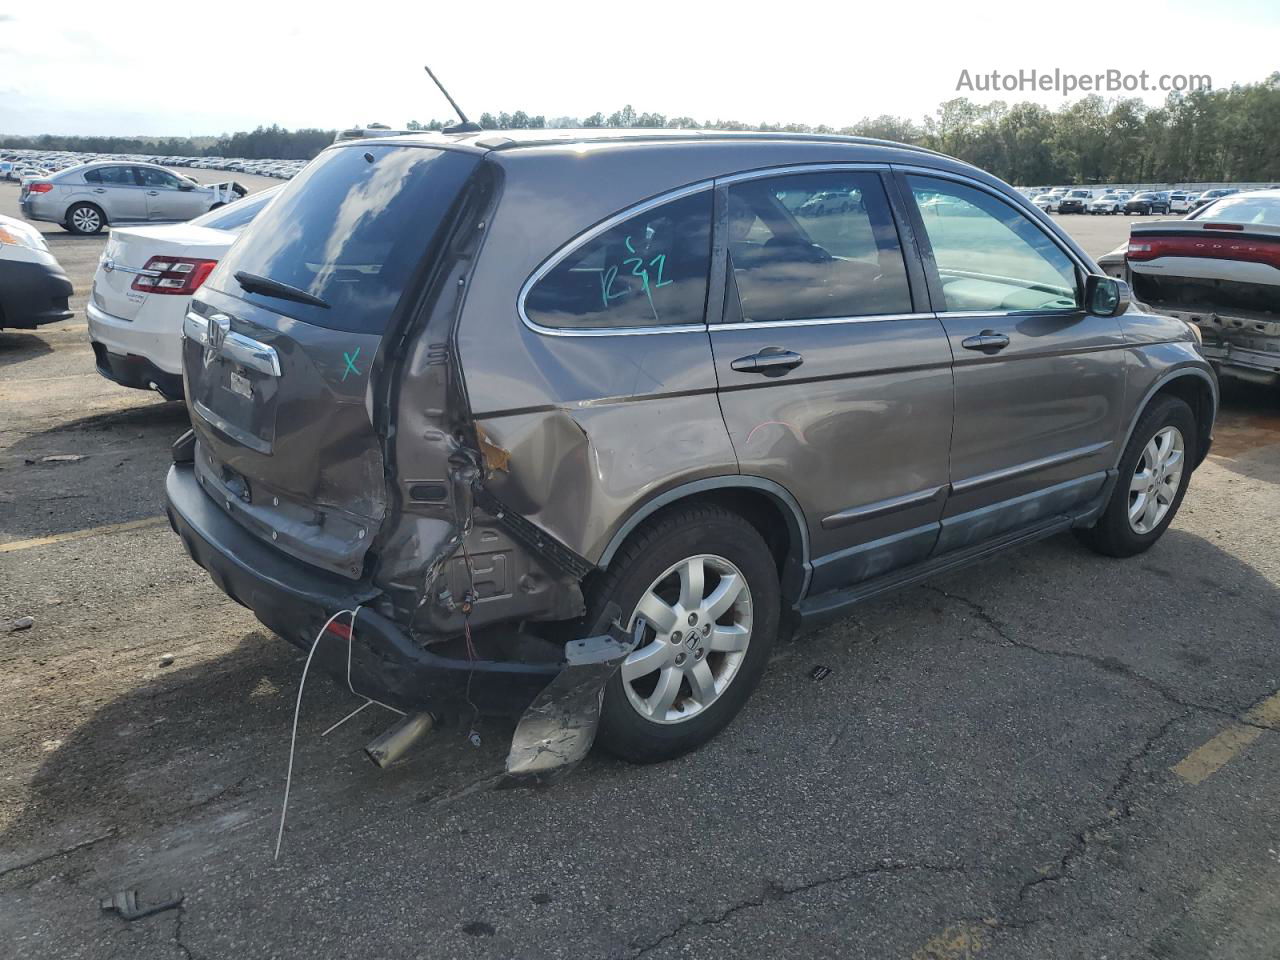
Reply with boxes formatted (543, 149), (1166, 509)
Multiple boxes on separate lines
(204, 313), (231, 367)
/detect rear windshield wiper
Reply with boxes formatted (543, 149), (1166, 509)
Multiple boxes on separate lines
(234, 271), (330, 309)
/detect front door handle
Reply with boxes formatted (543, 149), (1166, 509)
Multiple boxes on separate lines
(961, 330), (1011, 354)
(147, 190), (159, 196)
(730, 348), (804, 376)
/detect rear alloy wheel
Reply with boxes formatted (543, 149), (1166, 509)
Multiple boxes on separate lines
(621, 554), (754, 725)
(66, 203), (104, 235)
(1076, 395), (1196, 557)
(591, 505), (779, 763)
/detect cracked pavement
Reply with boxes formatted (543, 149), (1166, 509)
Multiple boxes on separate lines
(4, 185), (1280, 958)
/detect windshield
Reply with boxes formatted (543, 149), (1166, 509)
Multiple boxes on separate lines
(208, 144), (479, 334)
(191, 186), (282, 232)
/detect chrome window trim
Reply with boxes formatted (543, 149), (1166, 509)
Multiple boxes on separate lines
(939, 308), (1080, 320)
(893, 163), (1094, 281)
(716, 161), (891, 185)
(517, 180), (716, 338)
(712, 311), (934, 331)
(517, 163), (905, 338)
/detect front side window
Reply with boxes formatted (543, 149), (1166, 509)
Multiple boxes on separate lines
(524, 191), (712, 330)
(726, 170), (912, 322)
(138, 167), (183, 189)
(908, 175), (1078, 313)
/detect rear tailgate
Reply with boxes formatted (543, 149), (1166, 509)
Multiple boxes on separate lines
(182, 142), (482, 579)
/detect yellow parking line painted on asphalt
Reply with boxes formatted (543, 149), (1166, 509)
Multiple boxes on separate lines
(0, 516), (167, 554)
(1172, 691), (1280, 786)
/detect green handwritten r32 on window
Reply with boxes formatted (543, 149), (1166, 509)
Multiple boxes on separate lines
(600, 234), (672, 313)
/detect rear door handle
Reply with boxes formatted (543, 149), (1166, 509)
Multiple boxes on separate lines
(730, 349), (804, 376)
(960, 330), (1011, 354)
(93, 188), (106, 194)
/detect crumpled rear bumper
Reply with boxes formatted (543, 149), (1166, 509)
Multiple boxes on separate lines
(164, 461), (563, 717)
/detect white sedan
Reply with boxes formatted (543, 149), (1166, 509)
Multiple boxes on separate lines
(1088, 194), (1125, 215)
(86, 186), (281, 400)
(1032, 193), (1060, 213)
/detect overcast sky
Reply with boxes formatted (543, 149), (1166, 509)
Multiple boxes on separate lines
(3, 0), (1279, 137)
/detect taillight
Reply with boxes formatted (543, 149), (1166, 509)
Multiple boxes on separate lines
(1126, 234), (1280, 269)
(131, 257), (218, 295)
(27, 182), (53, 193)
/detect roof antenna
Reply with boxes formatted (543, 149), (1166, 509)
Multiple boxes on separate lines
(424, 65), (482, 133)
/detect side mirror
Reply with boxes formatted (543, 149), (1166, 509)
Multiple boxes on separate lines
(1085, 274), (1130, 317)
(178, 181), (195, 191)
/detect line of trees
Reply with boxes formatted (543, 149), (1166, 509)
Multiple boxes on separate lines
(5, 73), (1278, 184)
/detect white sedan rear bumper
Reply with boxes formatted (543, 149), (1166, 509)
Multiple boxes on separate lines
(86, 297), (184, 376)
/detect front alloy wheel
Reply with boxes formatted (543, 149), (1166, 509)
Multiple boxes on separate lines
(1128, 426), (1185, 534)
(1075, 394), (1196, 558)
(621, 554), (753, 724)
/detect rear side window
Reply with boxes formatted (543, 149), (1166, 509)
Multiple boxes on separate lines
(523, 191), (712, 330)
(84, 166), (136, 185)
(727, 170), (912, 322)
(210, 145), (480, 334)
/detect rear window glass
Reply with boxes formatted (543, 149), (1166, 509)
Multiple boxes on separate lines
(523, 191), (712, 330)
(209, 145), (479, 334)
(192, 187), (281, 232)
(1195, 195), (1280, 225)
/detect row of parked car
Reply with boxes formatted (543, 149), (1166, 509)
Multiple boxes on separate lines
(0, 150), (306, 184)
(1029, 186), (1252, 217)
(3, 128), (1268, 776)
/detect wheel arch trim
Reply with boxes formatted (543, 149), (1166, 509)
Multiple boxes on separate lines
(595, 475), (812, 597)
(1117, 365), (1218, 469)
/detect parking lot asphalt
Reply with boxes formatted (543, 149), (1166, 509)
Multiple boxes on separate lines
(3, 184), (1280, 960)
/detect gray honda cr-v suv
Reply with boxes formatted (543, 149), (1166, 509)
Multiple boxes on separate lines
(165, 129), (1216, 771)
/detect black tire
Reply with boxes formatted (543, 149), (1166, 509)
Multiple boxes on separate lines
(65, 202), (105, 235)
(1075, 395), (1197, 558)
(588, 504), (780, 763)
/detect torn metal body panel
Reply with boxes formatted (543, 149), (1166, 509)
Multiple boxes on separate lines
(506, 605), (635, 782)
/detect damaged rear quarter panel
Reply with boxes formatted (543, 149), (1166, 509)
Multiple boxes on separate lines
(455, 145), (746, 565)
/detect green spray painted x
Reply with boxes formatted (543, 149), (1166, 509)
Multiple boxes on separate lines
(342, 347), (361, 381)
